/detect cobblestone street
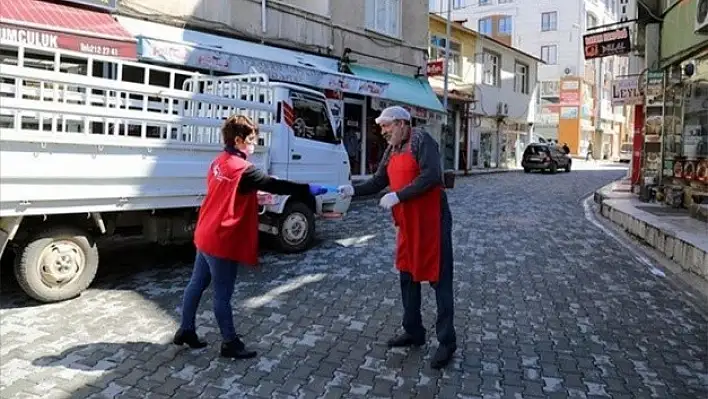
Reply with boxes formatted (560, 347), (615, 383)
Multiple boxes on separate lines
(1, 165), (706, 399)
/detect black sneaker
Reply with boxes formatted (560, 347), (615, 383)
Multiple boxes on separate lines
(220, 337), (257, 359)
(386, 333), (426, 348)
(430, 343), (457, 369)
(172, 329), (207, 349)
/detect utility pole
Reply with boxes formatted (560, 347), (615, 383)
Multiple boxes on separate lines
(441, 0), (452, 169)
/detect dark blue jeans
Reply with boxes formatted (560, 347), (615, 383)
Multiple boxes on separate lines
(399, 198), (456, 347)
(180, 250), (239, 342)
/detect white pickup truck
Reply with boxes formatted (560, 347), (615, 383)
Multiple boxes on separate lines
(0, 44), (352, 303)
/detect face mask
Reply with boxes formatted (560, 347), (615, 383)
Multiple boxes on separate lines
(246, 143), (255, 155)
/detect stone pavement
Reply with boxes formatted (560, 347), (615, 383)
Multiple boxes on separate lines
(1, 167), (707, 399)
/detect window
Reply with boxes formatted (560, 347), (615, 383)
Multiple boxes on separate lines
(430, 35), (463, 76)
(365, 0), (401, 37)
(541, 12), (558, 31)
(291, 94), (337, 144)
(514, 62), (529, 94)
(586, 13), (598, 29)
(482, 50), (500, 86)
(540, 45), (558, 64)
(498, 16), (512, 34)
(453, 0), (464, 9)
(478, 17), (493, 35)
(499, 0), (513, 3)
(479, 0), (490, 5)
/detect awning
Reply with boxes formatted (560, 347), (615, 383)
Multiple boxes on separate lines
(0, 0), (137, 59)
(348, 64), (445, 113)
(115, 16), (390, 97)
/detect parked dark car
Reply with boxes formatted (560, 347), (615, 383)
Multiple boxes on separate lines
(522, 143), (572, 173)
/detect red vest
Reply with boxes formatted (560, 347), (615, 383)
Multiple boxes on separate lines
(193, 151), (259, 266)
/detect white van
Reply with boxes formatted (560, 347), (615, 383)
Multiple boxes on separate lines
(0, 44), (351, 302)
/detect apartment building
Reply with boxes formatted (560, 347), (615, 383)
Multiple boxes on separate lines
(430, 0), (629, 158)
(428, 14), (540, 170)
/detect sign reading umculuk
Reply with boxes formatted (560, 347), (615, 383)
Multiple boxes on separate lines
(583, 27), (631, 59)
(611, 77), (643, 106)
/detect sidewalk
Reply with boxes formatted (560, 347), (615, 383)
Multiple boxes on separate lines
(594, 179), (708, 297)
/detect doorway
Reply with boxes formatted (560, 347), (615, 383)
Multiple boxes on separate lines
(343, 100), (366, 176)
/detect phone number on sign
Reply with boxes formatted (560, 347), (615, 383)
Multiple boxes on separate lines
(80, 43), (119, 57)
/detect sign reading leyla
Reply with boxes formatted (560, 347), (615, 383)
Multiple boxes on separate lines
(427, 60), (444, 77)
(611, 77), (643, 106)
(583, 27), (631, 59)
(0, 23), (136, 59)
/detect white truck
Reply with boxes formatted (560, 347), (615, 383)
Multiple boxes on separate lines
(0, 44), (352, 303)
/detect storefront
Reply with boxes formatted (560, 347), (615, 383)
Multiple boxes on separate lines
(639, 0), (708, 204)
(0, 0), (138, 61)
(345, 64), (446, 178)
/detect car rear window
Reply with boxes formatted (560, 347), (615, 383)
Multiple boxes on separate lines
(524, 145), (548, 155)
(620, 144), (632, 152)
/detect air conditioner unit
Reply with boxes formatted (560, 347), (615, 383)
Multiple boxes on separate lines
(497, 102), (509, 116)
(696, 0), (708, 34)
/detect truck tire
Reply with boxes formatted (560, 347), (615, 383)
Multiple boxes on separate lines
(274, 201), (315, 253)
(14, 226), (99, 303)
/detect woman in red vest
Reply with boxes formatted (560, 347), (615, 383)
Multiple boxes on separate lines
(173, 115), (325, 359)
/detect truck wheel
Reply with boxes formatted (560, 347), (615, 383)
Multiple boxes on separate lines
(14, 227), (99, 303)
(274, 201), (315, 253)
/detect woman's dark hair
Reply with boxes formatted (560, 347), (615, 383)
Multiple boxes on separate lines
(222, 114), (257, 146)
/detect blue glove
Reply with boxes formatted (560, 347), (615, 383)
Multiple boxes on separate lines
(309, 184), (327, 196)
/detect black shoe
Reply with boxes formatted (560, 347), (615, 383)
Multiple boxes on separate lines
(220, 337), (257, 359)
(386, 333), (426, 348)
(173, 329), (207, 349)
(430, 343), (457, 369)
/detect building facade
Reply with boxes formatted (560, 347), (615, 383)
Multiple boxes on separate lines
(0, 0), (445, 180)
(115, 0), (444, 179)
(428, 14), (540, 170)
(431, 0), (629, 159)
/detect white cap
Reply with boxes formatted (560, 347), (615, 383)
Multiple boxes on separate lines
(375, 106), (411, 125)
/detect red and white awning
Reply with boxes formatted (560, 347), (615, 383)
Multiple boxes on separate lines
(0, 0), (137, 59)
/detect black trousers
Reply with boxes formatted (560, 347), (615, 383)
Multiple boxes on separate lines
(399, 196), (456, 346)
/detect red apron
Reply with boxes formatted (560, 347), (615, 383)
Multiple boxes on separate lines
(387, 144), (443, 282)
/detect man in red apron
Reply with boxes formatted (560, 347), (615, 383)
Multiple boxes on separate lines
(338, 106), (456, 369)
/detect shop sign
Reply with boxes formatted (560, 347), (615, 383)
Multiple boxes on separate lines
(559, 79), (580, 106)
(139, 38), (230, 71)
(583, 27), (631, 59)
(0, 22), (136, 59)
(318, 74), (388, 97)
(427, 60), (444, 76)
(560, 106), (578, 119)
(611, 77), (643, 106)
(645, 70), (664, 98)
(60, 0), (118, 12)
(540, 81), (560, 98)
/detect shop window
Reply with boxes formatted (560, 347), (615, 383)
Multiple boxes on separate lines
(365, 0), (401, 37)
(291, 94), (337, 144)
(514, 62), (529, 94)
(429, 35), (462, 77)
(482, 50), (500, 86)
(541, 12), (558, 31)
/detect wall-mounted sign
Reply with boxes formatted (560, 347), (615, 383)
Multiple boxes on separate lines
(139, 38), (231, 72)
(583, 27), (631, 59)
(427, 60), (444, 76)
(61, 0), (118, 12)
(540, 81), (560, 98)
(611, 77), (643, 106)
(560, 106), (578, 119)
(0, 22), (136, 58)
